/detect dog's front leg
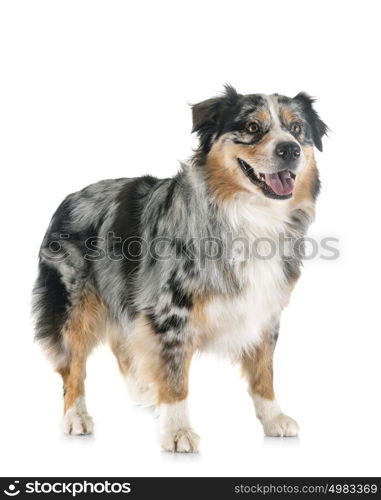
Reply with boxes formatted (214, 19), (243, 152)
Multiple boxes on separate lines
(126, 314), (199, 452)
(157, 340), (200, 453)
(241, 325), (299, 437)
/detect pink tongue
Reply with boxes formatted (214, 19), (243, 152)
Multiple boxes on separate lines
(264, 170), (294, 196)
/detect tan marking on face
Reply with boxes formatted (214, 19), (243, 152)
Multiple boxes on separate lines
(126, 314), (194, 404)
(252, 108), (271, 124)
(281, 108), (298, 124)
(291, 145), (318, 206)
(60, 293), (106, 412)
(240, 334), (275, 400)
(205, 134), (275, 201)
(243, 133), (273, 161)
(205, 140), (251, 201)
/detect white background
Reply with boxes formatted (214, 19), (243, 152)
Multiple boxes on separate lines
(1, 0), (380, 478)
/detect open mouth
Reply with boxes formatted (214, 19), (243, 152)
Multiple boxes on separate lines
(238, 158), (296, 200)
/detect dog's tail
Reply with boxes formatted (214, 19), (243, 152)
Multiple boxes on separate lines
(32, 260), (71, 367)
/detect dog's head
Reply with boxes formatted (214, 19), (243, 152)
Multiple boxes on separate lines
(192, 85), (328, 201)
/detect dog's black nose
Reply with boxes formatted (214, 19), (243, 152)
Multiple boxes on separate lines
(275, 142), (301, 161)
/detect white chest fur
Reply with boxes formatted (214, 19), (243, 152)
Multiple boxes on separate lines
(200, 257), (289, 358)
(198, 195), (293, 359)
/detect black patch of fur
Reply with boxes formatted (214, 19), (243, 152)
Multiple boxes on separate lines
(33, 262), (70, 346)
(168, 272), (193, 309)
(183, 258), (196, 275)
(293, 93), (328, 152)
(160, 336), (184, 349)
(48, 197), (73, 235)
(149, 313), (186, 334)
(111, 175), (160, 316)
(164, 179), (177, 210)
(191, 84), (241, 158)
(45, 195), (103, 251)
(191, 85), (269, 163)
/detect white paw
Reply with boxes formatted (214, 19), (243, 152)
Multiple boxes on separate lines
(62, 397), (94, 435)
(161, 427), (200, 453)
(262, 413), (299, 437)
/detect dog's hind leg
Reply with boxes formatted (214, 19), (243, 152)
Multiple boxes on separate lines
(58, 292), (105, 435)
(108, 322), (156, 407)
(241, 324), (299, 437)
(33, 263), (105, 435)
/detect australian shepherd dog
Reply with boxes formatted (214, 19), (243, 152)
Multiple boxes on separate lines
(33, 86), (327, 452)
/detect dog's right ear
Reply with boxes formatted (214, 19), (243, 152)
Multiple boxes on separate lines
(191, 97), (222, 154)
(191, 85), (239, 153)
(191, 97), (221, 134)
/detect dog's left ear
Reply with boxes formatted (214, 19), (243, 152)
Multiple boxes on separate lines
(293, 92), (328, 152)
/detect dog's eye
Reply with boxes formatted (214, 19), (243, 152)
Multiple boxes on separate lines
(246, 121), (260, 134)
(290, 122), (302, 135)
